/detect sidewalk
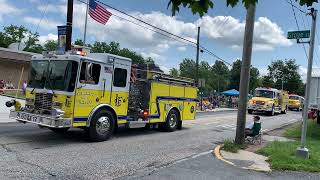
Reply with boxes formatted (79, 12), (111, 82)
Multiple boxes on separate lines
(0, 95), (25, 123)
(126, 152), (320, 180)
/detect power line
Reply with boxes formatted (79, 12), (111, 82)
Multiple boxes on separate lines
(288, 0), (309, 60)
(95, 0), (198, 46)
(77, 0), (231, 66)
(284, 0), (306, 13)
(35, 0), (49, 33)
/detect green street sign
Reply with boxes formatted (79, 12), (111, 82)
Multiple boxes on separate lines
(287, 30), (310, 39)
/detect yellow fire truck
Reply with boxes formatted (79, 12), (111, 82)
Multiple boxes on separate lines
(6, 49), (198, 141)
(247, 87), (289, 116)
(288, 94), (304, 111)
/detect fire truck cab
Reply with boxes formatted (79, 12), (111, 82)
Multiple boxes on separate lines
(7, 49), (198, 141)
(248, 87), (289, 116)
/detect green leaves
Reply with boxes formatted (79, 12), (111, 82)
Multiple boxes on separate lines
(296, 0), (318, 7)
(169, 0), (317, 16)
(168, 0), (214, 16)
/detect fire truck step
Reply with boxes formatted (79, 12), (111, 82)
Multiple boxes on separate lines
(128, 121), (147, 128)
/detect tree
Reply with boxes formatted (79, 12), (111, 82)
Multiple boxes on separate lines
(74, 39), (84, 46)
(261, 75), (274, 88)
(228, 59), (260, 91)
(44, 40), (57, 51)
(249, 67), (260, 91)
(229, 59), (242, 90)
(169, 68), (179, 77)
(90, 41), (153, 65)
(211, 60), (230, 92)
(179, 58), (196, 79)
(167, 0), (316, 16)
(265, 59), (304, 95)
(0, 25), (42, 53)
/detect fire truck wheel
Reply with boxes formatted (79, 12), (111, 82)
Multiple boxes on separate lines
(267, 106), (275, 116)
(281, 106), (287, 114)
(48, 127), (70, 133)
(88, 109), (115, 142)
(162, 110), (179, 132)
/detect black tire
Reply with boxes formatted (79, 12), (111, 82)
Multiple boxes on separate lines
(88, 109), (115, 142)
(162, 110), (180, 132)
(248, 109), (253, 114)
(49, 127), (70, 133)
(267, 106), (275, 116)
(281, 106), (287, 114)
(177, 120), (182, 130)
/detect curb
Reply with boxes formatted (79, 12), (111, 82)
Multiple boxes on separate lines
(213, 145), (235, 166)
(197, 109), (238, 113)
(213, 145), (271, 172)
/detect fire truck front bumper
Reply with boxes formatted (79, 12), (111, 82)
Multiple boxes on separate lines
(248, 105), (272, 112)
(9, 110), (72, 128)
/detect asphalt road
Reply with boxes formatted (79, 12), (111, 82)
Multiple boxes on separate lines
(0, 111), (302, 180)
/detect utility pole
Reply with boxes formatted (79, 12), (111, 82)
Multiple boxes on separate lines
(66, 0), (74, 51)
(235, 4), (256, 145)
(296, 8), (317, 159)
(196, 27), (200, 87)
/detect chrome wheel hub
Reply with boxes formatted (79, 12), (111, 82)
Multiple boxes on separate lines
(96, 116), (110, 135)
(169, 114), (177, 128)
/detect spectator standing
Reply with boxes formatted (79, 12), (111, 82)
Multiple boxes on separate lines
(22, 81), (27, 95)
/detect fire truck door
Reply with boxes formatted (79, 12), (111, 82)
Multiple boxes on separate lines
(111, 60), (130, 118)
(73, 61), (112, 123)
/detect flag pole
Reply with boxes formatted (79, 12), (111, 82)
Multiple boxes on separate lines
(83, 0), (89, 45)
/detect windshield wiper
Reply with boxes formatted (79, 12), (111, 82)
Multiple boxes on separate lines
(46, 68), (57, 97)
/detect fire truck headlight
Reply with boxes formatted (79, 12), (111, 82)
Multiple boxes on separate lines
(51, 108), (65, 118)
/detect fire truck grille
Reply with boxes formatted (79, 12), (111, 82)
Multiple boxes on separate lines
(255, 101), (264, 105)
(34, 93), (53, 110)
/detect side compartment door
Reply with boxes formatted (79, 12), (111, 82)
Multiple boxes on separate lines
(110, 60), (131, 120)
(73, 61), (111, 126)
(183, 87), (197, 120)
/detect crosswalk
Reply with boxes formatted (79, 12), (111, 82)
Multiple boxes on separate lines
(184, 117), (271, 132)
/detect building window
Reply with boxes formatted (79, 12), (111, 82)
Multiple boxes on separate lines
(113, 68), (127, 87)
(80, 62), (101, 84)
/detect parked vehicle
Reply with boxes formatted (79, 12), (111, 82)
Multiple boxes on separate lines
(247, 87), (288, 116)
(288, 94), (304, 111)
(309, 77), (320, 123)
(6, 47), (198, 141)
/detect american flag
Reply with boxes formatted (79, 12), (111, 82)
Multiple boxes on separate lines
(89, 0), (112, 25)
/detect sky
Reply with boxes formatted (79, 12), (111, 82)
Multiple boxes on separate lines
(1, 0), (320, 80)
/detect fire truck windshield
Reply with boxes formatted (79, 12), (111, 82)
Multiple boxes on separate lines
(289, 96), (299, 100)
(254, 90), (274, 99)
(28, 60), (78, 92)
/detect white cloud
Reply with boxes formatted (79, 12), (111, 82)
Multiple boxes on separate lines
(141, 52), (165, 62)
(23, 16), (63, 31)
(197, 16), (292, 51)
(0, 0), (22, 21)
(259, 68), (269, 76)
(177, 46), (187, 52)
(159, 65), (170, 74)
(298, 66), (320, 82)
(37, 4), (65, 14)
(38, 33), (58, 44)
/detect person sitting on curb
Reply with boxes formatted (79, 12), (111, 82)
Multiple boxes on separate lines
(245, 115), (261, 138)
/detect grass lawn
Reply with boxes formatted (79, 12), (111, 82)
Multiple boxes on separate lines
(1, 90), (25, 99)
(258, 120), (320, 172)
(222, 139), (246, 153)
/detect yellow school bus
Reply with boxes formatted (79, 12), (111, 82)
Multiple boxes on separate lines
(6, 48), (198, 141)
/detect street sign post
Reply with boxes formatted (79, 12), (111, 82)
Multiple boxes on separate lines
(287, 30), (310, 39)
